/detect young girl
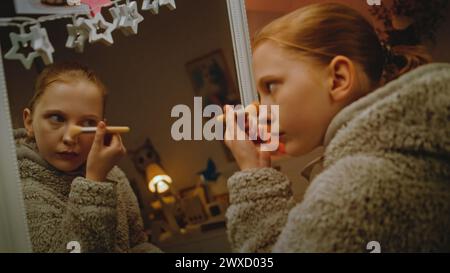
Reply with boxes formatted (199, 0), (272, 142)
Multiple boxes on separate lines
(224, 3), (450, 252)
(15, 62), (161, 253)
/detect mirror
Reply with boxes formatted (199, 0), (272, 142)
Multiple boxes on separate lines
(0, 0), (255, 252)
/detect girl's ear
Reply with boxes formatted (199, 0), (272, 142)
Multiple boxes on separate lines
(23, 108), (34, 137)
(328, 55), (355, 102)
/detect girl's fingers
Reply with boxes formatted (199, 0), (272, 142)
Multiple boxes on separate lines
(109, 133), (121, 148)
(117, 133), (123, 146)
(224, 105), (262, 144)
(225, 116), (243, 142)
(93, 121), (106, 147)
(116, 134), (126, 153)
(224, 103), (274, 148)
(224, 105), (235, 141)
(109, 133), (126, 154)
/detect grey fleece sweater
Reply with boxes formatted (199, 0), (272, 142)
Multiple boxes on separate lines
(15, 129), (161, 253)
(226, 63), (450, 253)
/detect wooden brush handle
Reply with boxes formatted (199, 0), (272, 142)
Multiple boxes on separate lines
(105, 126), (130, 133)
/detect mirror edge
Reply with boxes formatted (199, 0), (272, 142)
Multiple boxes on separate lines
(0, 43), (32, 252)
(226, 0), (258, 106)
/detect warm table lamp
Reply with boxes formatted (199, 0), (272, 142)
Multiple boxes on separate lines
(145, 162), (180, 239)
(146, 163), (173, 194)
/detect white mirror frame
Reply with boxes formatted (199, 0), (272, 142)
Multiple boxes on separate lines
(0, 43), (32, 252)
(0, 0), (257, 252)
(226, 0), (258, 106)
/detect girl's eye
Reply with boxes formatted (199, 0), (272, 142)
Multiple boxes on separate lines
(81, 119), (98, 127)
(48, 114), (64, 123)
(266, 82), (278, 93)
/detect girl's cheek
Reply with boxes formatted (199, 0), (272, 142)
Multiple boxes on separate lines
(78, 136), (94, 158)
(34, 120), (50, 136)
(80, 134), (95, 145)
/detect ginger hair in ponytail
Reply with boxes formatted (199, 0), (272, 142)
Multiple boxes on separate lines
(253, 3), (431, 91)
(381, 34), (432, 84)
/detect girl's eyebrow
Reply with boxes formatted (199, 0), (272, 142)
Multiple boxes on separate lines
(43, 109), (66, 116)
(43, 110), (99, 120)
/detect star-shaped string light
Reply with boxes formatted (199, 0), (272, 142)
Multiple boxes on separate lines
(142, 0), (160, 14)
(4, 31), (39, 69)
(117, 1), (144, 36)
(142, 0), (177, 14)
(80, 12), (116, 45)
(30, 25), (55, 65)
(109, 4), (124, 28)
(2, 0), (177, 69)
(81, 0), (112, 16)
(160, 0), (176, 11)
(66, 17), (90, 53)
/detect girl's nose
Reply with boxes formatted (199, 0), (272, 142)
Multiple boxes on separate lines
(63, 126), (77, 146)
(259, 95), (273, 107)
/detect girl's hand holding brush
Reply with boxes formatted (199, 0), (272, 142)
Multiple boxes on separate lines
(222, 103), (285, 171)
(85, 121), (128, 182)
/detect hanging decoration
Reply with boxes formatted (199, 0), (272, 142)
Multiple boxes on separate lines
(4, 29), (40, 69)
(111, 1), (144, 36)
(80, 12), (116, 45)
(30, 25), (55, 65)
(142, 0), (176, 14)
(142, 0), (160, 14)
(160, 0), (176, 11)
(65, 17), (90, 53)
(0, 0), (177, 69)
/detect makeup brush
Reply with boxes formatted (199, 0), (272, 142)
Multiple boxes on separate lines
(68, 125), (130, 136)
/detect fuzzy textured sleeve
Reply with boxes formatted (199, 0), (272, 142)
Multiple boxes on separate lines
(116, 170), (162, 253)
(228, 154), (450, 253)
(271, 155), (389, 252)
(23, 176), (118, 253)
(225, 167), (296, 252)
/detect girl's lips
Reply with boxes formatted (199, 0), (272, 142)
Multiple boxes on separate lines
(57, 151), (79, 160)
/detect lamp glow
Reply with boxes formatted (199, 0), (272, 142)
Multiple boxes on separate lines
(146, 163), (172, 193)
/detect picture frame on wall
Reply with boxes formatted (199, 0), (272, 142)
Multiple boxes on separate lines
(186, 49), (240, 162)
(186, 49), (240, 107)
